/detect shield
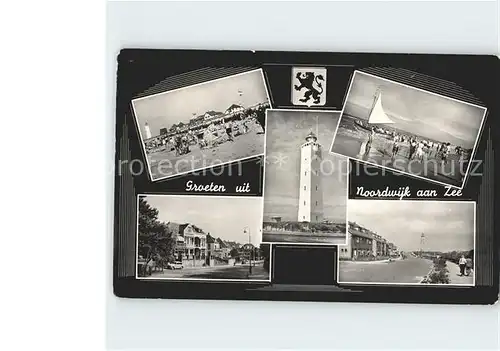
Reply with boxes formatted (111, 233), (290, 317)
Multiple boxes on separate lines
(291, 67), (327, 107)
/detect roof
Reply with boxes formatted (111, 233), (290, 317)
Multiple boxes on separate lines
(349, 221), (387, 242)
(206, 234), (216, 244)
(240, 243), (255, 250)
(223, 240), (241, 249)
(166, 222), (203, 237)
(225, 104), (242, 113)
(216, 238), (227, 248)
(204, 110), (223, 117)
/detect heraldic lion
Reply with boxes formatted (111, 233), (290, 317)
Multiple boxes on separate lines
(294, 72), (324, 104)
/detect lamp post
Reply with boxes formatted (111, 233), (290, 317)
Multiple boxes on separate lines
(244, 227), (252, 274)
(420, 233), (425, 258)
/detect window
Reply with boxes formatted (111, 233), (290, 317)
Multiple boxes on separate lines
(304, 171), (307, 176)
(304, 201), (306, 206)
(315, 216), (318, 221)
(315, 185), (318, 191)
(302, 216), (305, 220)
(304, 185), (306, 190)
(315, 201), (318, 206)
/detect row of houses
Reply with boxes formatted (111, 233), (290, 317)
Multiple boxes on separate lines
(166, 222), (250, 264)
(157, 103), (264, 137)
(339, 221), (398, 260)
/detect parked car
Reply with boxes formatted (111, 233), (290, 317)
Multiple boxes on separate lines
(167, 261), (183, 270)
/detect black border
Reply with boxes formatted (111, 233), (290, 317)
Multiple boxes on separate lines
(114, 49), (499, 304)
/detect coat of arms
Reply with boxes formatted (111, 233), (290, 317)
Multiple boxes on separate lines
(291, 67), (327, 106)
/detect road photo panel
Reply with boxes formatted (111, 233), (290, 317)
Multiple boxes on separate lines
(262, 109), (348, 245)
(338, 200), (475, 286)
(330, 70), (487, 189)
(131, 69), (271, 181)
(136, 194), (271, 282)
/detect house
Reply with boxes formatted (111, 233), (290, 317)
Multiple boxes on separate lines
(217, 238), (230, 258)
(206, 233), (220, 256)
(167, 222), (207, 261)
(338, 222), (391, 260)
(224, 104), (244, 115)
(239, 243), (255, 260)
(202, 110), (223, 120)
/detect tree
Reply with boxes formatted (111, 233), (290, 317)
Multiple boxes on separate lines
(428, 257), (450, 284)
(260, 243), (270, 272)
(229, 248), (239, 259)
(254, 106), (266, 132)
(137, 197), (176, 277)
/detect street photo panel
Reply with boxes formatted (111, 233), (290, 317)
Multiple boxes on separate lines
(262, 110), (348, 245)
(330, 71), (487, 189)
(136, 194), (270, 282)
(338, 200), (475, 286)
(131, 69), (271, 181)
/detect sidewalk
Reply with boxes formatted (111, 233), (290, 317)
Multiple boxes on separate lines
(446, 261), (474, 285)
(346, 256), (403, 265)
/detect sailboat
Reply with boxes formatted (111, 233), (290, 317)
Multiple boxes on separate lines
(354, 89), (394, 131)
(367, 90), (394, 124)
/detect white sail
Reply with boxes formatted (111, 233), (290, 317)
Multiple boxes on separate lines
(368, 92), (394, 124)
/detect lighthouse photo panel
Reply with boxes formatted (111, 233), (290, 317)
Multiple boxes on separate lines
(329, 70), (488, 189)
(261, 109), (348, 245)
(131, 69), (271, 181)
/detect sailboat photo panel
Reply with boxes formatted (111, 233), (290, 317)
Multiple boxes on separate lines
(329, 69), (487, 189)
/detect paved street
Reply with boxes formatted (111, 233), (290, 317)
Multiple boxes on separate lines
(148, 125), (264, 179)
(446, 261), (474, 285)
(150, 262), (269, 281)
(339, 257), (433, 284)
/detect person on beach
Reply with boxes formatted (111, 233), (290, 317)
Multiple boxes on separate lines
(364, 128), (375, 154)
(459, 255), (467, 276)
(415, 140), (425, 162)
(391, 136), (400, 159)
(225, 120), (234, 142)
(441, 142), (451, 166)
(465, 257), (473, 276)
(408, 138), (417, 160)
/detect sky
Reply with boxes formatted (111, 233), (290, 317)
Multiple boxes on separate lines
(343, 71), (486, 149)
(142, 195), (264, 246)
(132, 70), (269, 138)
(263, 110), (347, 222)
(348, 200), (475, 252)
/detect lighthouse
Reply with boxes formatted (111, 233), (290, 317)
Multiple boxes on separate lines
(144, 122), (152, 139)
(297, 131), (324, 223)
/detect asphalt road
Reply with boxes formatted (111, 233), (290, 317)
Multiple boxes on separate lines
(339, 257), (433, 284)
(151, 263), (269, 280)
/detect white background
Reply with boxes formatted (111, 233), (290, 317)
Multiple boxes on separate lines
(1, 1), (498, 351)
